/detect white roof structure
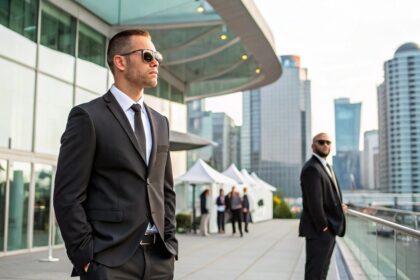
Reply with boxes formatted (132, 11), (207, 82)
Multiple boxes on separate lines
(251, 172), (277, 192)
(241, 169), (259, 187)
(222, 164), (246, 184)
(176, 159), (237, 185)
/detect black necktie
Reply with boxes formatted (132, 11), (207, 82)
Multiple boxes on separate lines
(131, 104), (147, 162)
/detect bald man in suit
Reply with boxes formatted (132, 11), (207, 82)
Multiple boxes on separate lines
(299, 133), (347, 280)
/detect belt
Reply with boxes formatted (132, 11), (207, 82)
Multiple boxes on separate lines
(140, 233), (157, 246)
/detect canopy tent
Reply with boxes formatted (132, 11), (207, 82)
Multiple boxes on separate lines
(241, 169), (274, 222)
(175, 159), (236, 234)
(251, 172), (277, 192)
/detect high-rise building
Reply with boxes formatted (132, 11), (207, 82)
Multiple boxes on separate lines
(333, 98), (362, 190)
(241, 55), (311, 197)
(187, 105), (240, 172)
(361, 130), (379, 190)
(378, 42), (420, 193)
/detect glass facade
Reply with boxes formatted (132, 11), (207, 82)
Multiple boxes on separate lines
(78, 21), (106, 66)
(0, 0), (38, 41)
(7, 162), (30, 251)
(379, 43), (420, 194)
(0, 160), (6, 252)
(241, 56), (311, 197)
(33, 164), (52, 247)
(333, 98), (362, 190)
(41, 1), (76, 55)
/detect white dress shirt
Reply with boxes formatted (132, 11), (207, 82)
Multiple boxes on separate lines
(110, 85), (152, 165)
(110, 85), (157, 233)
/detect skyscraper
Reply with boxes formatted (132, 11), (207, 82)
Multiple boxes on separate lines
(242, 55), (311, 197)
(333, 98), (362, 190)
(378, 42), (420, 193)
(187, 101), (240, 172)
(361, 130), (379, 190)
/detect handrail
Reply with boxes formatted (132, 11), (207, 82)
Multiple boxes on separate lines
(370, 206), (420, 216)
(348, 209), (420, 239)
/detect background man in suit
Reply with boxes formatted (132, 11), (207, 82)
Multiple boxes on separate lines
(54, 29), (177, 279)
(299, 132), (347, 280)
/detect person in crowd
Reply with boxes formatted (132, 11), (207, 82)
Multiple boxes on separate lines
(242, 187), (251, 233)
(200, 189), (210, 236)
(216, 189), (226, 233)
(230, 190), (243, 237)
(299, 132), (347, 280)
(54, 29), (177, 279)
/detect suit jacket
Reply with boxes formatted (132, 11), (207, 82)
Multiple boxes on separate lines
(299, 155), (345, 238)
(54, 91), (178, 276)
(200, 192), (208, 214)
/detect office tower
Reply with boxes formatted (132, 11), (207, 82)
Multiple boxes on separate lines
(362, 130), (379, 190)
(378, 42), (420, 193)
(242, 55), (311, 197)
(187, 103), (239, 172)
(333, 98), (362, 190)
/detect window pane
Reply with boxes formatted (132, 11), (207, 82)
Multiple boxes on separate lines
(0, 159), (7, 252)
(171, 86), (184, 103)
(8, 161), (30, 251)
(0, 0), (38, 42)
(159, 79), (169, 100)
(78, 22), (106, 66)
(33, 164), (52, 247)
(41, 1), (76, 55)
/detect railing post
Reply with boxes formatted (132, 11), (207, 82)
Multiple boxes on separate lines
(394, 230), (397, 279)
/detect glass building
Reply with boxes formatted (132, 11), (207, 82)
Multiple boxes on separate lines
(333, 98), (362, 190)
(187, 105), (240, 172)
(241, 55), (311, 197)
(378, 42), (420, 194)
(0, 0), (281, 255)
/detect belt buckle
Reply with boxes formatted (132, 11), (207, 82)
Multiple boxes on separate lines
(140, 233), (156, 245)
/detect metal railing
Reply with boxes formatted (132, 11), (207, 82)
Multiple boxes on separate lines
(344, 209), (420, 279)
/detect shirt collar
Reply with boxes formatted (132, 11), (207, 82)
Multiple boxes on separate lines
(313, 153), (328, 168)
(110, 84), (145, 112)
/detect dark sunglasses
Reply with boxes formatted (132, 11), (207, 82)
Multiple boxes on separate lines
(119, 48), (163, 64)
(317, 140), (332, 146)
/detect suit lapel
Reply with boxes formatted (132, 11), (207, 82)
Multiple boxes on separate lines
(103, 92), (147, 166)
(312, 156), (341, 202)
(144, 103), (157, 174)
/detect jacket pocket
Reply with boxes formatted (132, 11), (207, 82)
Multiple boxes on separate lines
(87, 209), (123, 222)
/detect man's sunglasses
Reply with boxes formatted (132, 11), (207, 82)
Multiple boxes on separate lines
(119, 48), (163, 64)
(317, 140), (332, 146)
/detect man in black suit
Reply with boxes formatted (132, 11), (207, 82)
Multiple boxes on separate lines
(299, 133), (347, 280)
(54, 29), (177, 279)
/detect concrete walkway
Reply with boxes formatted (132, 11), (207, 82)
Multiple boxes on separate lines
(0, 219), (340, 279)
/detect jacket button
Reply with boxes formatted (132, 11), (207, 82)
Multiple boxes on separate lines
(146, 178), (150, 185)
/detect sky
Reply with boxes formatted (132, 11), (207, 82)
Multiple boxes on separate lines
(205, 0), (420, 147)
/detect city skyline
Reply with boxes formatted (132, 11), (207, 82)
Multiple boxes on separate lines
(206, 0), (420, 151)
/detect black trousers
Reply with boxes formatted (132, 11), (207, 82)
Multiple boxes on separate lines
(305, 231), (336, 280)
(81, 238), (175, 280)
(243, 212), (249, 232)
(231, 209), (243, 235)
(217, 211), (225, 232)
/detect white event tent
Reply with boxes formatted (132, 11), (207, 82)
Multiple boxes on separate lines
(241, 169), (274, 222)
(175, 159), (236, 234)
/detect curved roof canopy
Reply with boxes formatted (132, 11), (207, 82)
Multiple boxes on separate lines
(74, 0), (282, 100)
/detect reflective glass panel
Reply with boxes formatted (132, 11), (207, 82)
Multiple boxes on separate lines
(7, 161), (30, 251)
(33, 164), (52, 247)
(0, 0), (38, 41)
(41, 1), (76, 55)
(0, 159), (7, 252)
(78, 21), (106, 66)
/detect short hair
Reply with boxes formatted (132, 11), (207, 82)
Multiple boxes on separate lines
(107, 29), (151, 72)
